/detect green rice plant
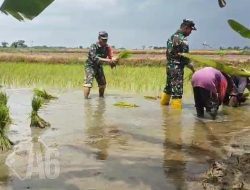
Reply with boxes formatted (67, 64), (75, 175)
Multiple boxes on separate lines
(0, 63), (83, 89)
(114, 101), (139, 108)
(0, 103), (12, 151)
(183, 54), (250, 77)
(144, 96), (158, 100)
(30, 96), (50, 128)
(0, 93), (11, 125)
(116, 58), (165, 66)
(31, 96), (43, 112)
(30, 110), (50, 128)
(112, 51), (132, 68)
(0, 63), (167, 93)
(1, 62), (247, 94)
(0, 132), (13, 151)
(30, 88), (55, 128)
(105, 65), (166, 94)
(117, 51), (132, 59)
(33, 88), (57, 100)
(0, 105), (10, 130)
(0, 91), (8, 106)
(115, 49), (164, 55)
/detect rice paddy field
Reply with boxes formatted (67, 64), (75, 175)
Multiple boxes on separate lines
(0, 63), (168, 92)
(0, 49), (249, 92)
(0, 49), (249, 190)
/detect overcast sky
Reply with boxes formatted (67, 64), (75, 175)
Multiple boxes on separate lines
(0, 0), (249, 49)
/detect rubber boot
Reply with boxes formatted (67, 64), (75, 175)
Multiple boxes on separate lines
(171, 99), (182, 110)
(160, 92), (171, 105)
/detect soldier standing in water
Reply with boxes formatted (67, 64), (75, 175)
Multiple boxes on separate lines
(83, 31), (117, 99)
(161, 19), (196, 109)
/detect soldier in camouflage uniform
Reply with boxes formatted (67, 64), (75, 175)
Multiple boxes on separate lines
(161, 19), (196, 109)
(83, 31), (117, 99)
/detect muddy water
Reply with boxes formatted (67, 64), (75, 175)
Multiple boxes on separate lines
(0, 89), (249, 190)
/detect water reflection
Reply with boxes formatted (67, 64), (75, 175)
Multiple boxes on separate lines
(160, 104), (244, 189)
(0, 158), (10, 186)
(84, 99), (110, 160)
(162, 108), (187, 190)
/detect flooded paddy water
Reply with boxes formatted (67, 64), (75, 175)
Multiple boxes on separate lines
(0, 88), (249, 190)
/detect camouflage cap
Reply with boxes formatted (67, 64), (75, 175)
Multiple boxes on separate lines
(182, 19), (197, 30)
(98, 31), (108, 39)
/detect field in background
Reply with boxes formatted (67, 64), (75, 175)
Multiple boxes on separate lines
(0, 48), (249, 66)
(0, 48), (249, 93)
(0, 63), (169, 93)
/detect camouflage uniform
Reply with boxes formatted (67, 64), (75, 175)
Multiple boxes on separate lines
(84, 43), (112, 88)
(164, 30), (191, 99)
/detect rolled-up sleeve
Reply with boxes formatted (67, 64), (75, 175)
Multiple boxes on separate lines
(107, 46), (113, 59)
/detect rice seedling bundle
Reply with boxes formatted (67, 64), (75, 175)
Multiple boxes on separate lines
(0, 92), (8, 106)
(183, 54), (250, 77)
(30, 110), (50, 128)
(33, 88), (57, 100)
(30, 96), (50, 128)
(113, 101), (139, 108)
(30, 89), (56, 128)
(0, 92), (13, 151)
(144, 96), (158, 100)
(117, 51), (132, 59)
(31, 96), (43, 112)
(110, 51), (132, 69)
